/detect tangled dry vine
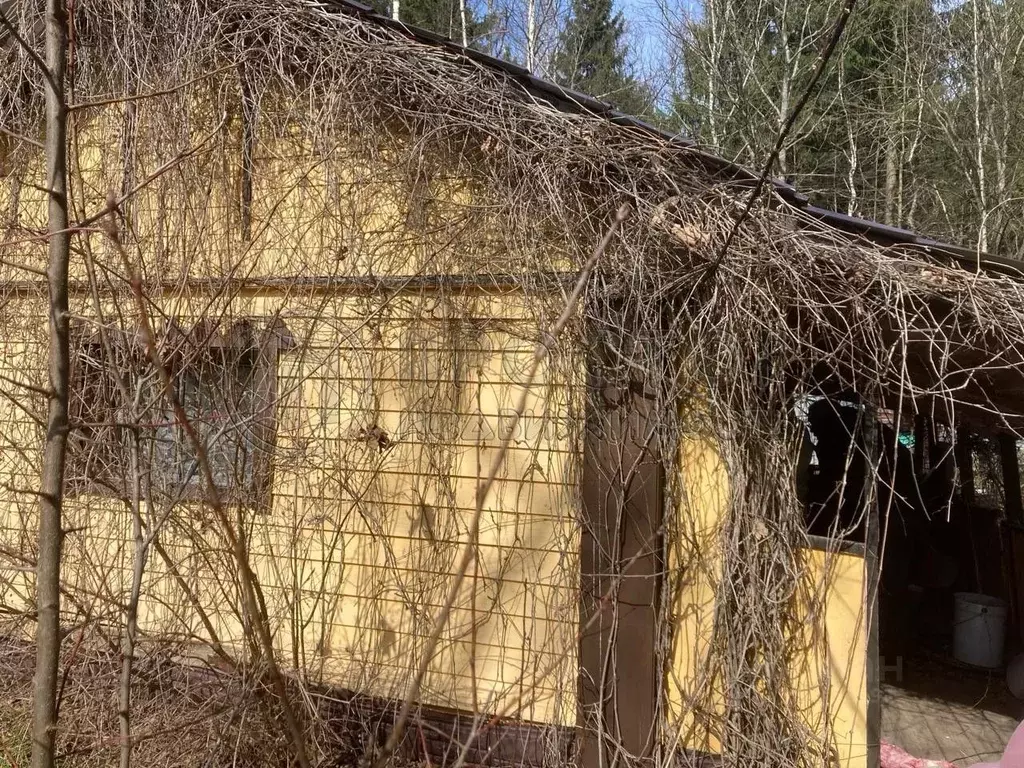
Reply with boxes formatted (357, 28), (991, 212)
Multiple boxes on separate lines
(3, 1), (1024, 767)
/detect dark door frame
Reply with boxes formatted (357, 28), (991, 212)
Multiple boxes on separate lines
(578, 377), (664, 768)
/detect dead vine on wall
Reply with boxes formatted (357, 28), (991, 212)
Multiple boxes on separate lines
(2, 1), (1024, 767)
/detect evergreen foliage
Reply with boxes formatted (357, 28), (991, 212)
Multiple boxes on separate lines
(369, 0), (494, 48)
(552, 0), (652, 115)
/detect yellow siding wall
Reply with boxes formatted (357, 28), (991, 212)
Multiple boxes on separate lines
(1, 87), (871, 753)
(0, 290), (582, 725)
(1, 100), (554, 285)
(0, 89), (584, 725)
(666, 435), (727, 754)
(667, 436), (869, 768)
(791, 549), (869, 768)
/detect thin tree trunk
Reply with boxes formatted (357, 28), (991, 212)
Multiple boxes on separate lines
(904, 69), (925, 229)
(845, 121), (858, 216)
(526, 0), (536, 71)
(31, 1), (70, 766)
(706, 0), (721, 147)
(971, 0), (989, 252)
(987, 0), (1009, 253)
(776, 0), (794, 176)
(80, 220), (147, 768)
(838, 62), (858, 215)
(109, 225), (311, 768)
(883, 137), (897, 226)
(119, 431), (147, 768)
(778, 53), (790, 174)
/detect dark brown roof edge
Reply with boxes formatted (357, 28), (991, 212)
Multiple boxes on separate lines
(794, 203), (1024, 278)
(319, 0), (1022, 279)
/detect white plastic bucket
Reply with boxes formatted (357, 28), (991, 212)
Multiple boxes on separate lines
(953, 592), (1007, 669)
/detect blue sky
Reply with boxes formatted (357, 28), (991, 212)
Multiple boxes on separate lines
(617, 0), (701, 93)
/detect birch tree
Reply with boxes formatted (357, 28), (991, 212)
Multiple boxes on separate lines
(928, 0), (1024, 255)
(666, 0), (844, 177)
(666, 0), (1024, 257)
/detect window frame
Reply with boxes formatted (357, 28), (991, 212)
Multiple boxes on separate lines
(67, 316), (293, 510)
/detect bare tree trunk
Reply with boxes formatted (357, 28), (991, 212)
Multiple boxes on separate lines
(837, 61), (858, 215)
(31, 1), (70, 767)
(777, 0), (792, 176)
(106, 220), (311, 768)
(81, 219), (148, 768)
(971, 0), (989, 252)
(704, 0), (726, 148)
(985, 0), (1011, 253)
(526, 0), (537, 71)
(883, 137), (897, 226)
(118, 432), (147, 768)
(904, 69), (925, 229)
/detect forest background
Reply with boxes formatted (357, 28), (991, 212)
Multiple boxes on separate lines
(420, 0), (1024, 256)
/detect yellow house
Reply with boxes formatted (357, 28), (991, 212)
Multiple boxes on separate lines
(3, 2), (1024, 767)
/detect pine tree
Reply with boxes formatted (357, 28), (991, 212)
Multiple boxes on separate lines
(552, 0), (651, 115)
(370, 0), (494, 49)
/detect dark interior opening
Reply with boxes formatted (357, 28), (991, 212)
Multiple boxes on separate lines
(875, 420), (1024, 765)
(797, 397), (1024, 764)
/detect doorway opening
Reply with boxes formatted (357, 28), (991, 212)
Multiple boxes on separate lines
(797, 400), (1024, 766)
(876, 420), (1022, 766)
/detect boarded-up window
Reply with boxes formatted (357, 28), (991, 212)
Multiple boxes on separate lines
(68, 317), (292, 507)
(158, 342), (259, 494)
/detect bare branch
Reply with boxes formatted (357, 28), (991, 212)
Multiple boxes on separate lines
(371, 202), (631, 768)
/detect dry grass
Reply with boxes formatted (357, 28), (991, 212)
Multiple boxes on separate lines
(0, 631), (424, 768)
